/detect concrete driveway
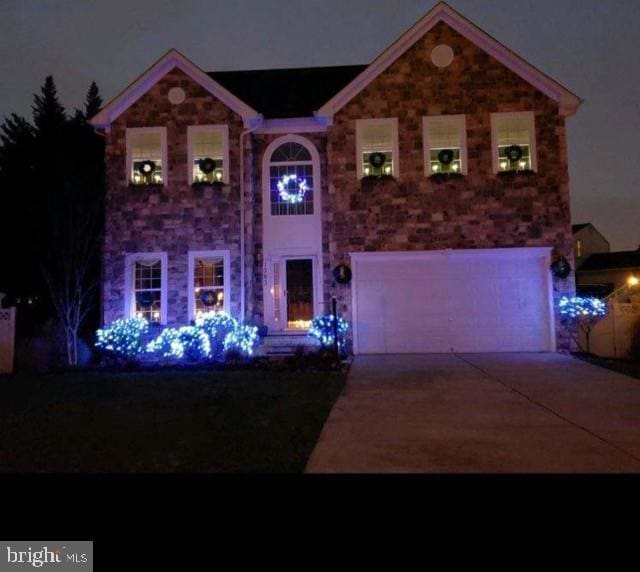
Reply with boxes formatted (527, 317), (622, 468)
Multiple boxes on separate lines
(306, 354), (640, 473)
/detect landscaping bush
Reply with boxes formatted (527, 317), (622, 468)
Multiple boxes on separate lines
(95, 312), (260, 365)
(222, 323), (260, 357)
(145, 326), (211, 362)
(195, 312), (239, 356)
(95, 317), (149, 360)
(308, 314), (349, 352)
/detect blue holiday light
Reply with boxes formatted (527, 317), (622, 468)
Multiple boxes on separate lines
(223, 323), (260, 356)
(308, 314), (349, 350)
(146, 326), (211, 361)
(95, 311), (260, 363)
(558, 296), (607, 319)
(276, 173), (309, 204)
(95, 317), (149, 359)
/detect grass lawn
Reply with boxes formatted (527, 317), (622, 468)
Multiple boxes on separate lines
(573, 352), (640, 381)
(0, 366), (346, 473)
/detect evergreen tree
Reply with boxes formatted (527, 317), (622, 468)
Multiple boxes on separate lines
(32, 75), (66, 134)
(84, 81), (103, 119)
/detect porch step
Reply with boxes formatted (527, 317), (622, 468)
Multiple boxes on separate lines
(257, 333), (321, 357)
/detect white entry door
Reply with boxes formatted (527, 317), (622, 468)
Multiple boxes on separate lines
(351, 248), (555, 354)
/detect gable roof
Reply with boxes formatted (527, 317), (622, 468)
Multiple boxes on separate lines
(579, 251), (640, 273)
(208, 66), (366, 119)
(89, 49), (261, 129)
(316, 1), (582, 119)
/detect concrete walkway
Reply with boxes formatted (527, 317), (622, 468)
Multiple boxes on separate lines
(306, 354), (640, 473)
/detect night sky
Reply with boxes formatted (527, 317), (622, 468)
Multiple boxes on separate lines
(1, 0), (638, 250)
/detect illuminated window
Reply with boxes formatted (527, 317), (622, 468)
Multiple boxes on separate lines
(125, 253), (168, 324)
(356, 118), (399, 179)
(188, 251), (230, 321)
(491, 112), (537, 173)
(576, 240), (582, 258)
(269, 142), (314, 216)
(126, 127), (167, 186)
(423, 115), (467, 175)
(187, 125), (229, 185)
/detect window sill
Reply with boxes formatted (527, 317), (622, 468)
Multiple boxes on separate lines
(191, 181), (227, 190)
(129, 183), (165, 191)
(360, 174), (396, 190)
(496, 169), (537, 178)
(429, 172), (464, 183)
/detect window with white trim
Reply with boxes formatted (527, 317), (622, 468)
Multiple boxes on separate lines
(188, 251), (230, 321)
(187, 125), (229, 185)
(491, 112), (537, 173)
(423, 115), (467, 175)
(125, 253), (168, 324)
(269, 142), (314, 216)
(126, 127), (167, 186)
(356, 118), (399, 179)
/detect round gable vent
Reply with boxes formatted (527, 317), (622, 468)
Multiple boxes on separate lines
(168, 87), (186, 105)
(431, 44), (455, 68)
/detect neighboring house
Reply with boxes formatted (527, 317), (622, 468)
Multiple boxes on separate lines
(572, 223), (610, 269)
(576, 251), (640, 299)
(90, 2), (582, 354)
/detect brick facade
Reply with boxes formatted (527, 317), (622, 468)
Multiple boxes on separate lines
(103, 68), (245, 326)
(101, 20), (576, 350)
(323, 22), (575, 349)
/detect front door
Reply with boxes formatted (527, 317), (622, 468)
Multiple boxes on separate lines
(285, 259), (314, 330)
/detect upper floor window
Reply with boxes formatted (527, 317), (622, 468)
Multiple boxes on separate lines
(187, 125), (229, 185)
(491, 111), (537, 173)
(124, 252), (168, 324)
(356, 118), (399, 179)
(269, 142), (314, 216)
(423, 115), (467, 176)
(126, 127), (167, 186)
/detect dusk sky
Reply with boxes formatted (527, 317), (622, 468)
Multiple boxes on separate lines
(1, 0), (638, 250)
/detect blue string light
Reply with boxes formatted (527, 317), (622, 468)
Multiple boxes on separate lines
(95, 312), (260, 363)
(558, 296), (607, 319)
(308, 314), (349, 350)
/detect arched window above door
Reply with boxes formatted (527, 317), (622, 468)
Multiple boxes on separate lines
(268, 141), (314, 216)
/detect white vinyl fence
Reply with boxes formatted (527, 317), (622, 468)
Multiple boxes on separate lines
(580, 302), (640, 358)
(0, 307), (16, 374)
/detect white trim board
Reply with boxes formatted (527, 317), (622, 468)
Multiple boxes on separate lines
(186, 125), (230, 185)
(187, 250), (231, 323)
(316, 1), (582, 120)
(124, 252), (169, 325)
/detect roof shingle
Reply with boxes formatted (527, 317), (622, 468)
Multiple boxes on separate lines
(208, 65), (367, 119)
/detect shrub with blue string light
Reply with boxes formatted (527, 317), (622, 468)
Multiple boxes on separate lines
(95, 317), (149, 359)
(95, 311), (260, 364)
(146, 326), (211, 361)
(195, 312), (239, 356)
(223, 323), (260, 356)
(558, 296), (607, 354)
(308, 314), (349, 351)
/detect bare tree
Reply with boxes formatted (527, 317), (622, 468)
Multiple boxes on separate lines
(41, 186), (101, 366)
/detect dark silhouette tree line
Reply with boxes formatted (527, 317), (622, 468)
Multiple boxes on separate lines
(0, 76), (105, 365)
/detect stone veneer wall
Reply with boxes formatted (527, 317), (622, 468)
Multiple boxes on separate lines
(102, 68), (245, 326)
(323, 21), (576, 350)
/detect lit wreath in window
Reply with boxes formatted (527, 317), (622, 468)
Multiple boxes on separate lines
(137, 160), (156, 176)
(200, 290), (218, 307)
(276, 173), (310, 204)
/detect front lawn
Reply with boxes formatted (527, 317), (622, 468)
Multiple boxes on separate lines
(0, 366), (346, 473)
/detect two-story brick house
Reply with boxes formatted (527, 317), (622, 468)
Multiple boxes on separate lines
(90, 2), (581, 354)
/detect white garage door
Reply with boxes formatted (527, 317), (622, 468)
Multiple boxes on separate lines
(351, 248), (554, 354)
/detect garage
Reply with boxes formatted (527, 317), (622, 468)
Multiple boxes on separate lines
(350, 248), (555, 354)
